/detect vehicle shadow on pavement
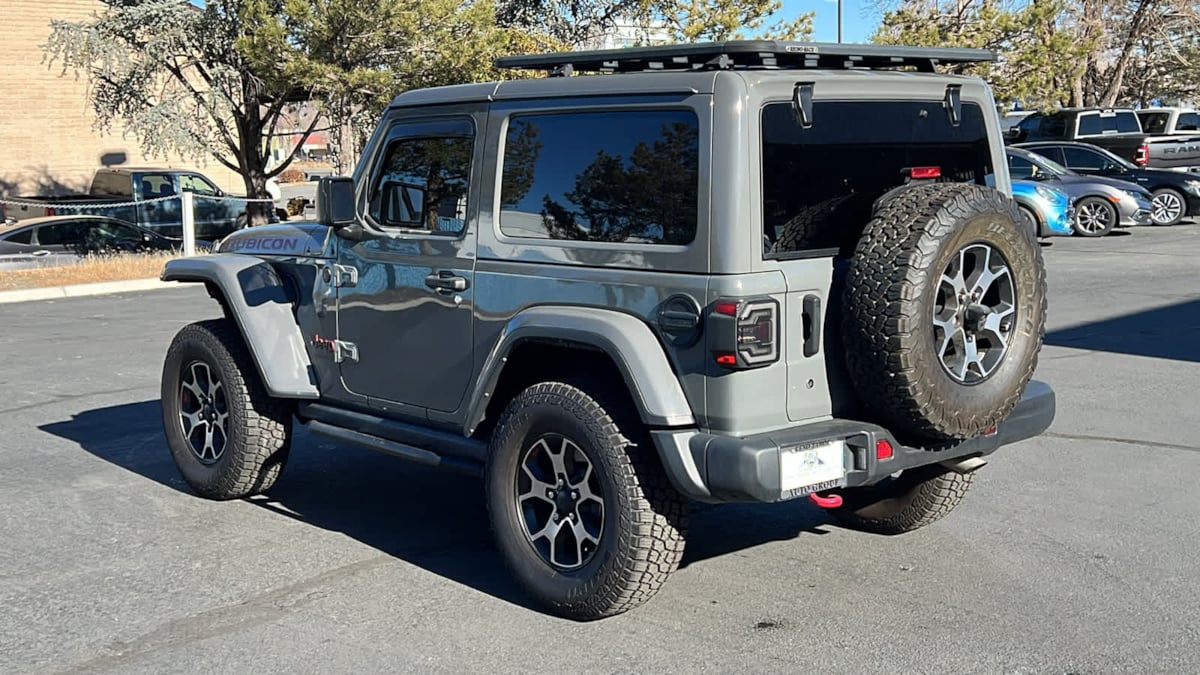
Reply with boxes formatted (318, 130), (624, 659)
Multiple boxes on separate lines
(41, 400), (838, 610)
(1045, 298), (1200, 363)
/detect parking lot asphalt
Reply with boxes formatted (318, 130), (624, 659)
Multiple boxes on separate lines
(2, 224), (1198, 674)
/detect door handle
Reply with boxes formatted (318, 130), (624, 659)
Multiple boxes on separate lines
(425, 271), (469, 293)
(802, 294), (822, 357)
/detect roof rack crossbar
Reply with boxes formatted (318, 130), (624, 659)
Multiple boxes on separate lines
(494, 40), (997, 75)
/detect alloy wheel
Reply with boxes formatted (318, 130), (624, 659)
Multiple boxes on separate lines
(178, 360), (229, 464)
(1152, 191), (1183, 225)
(1075, 200), (1114, 234)
(515, 434), (605, 570)
(932, 243), (1017, 384)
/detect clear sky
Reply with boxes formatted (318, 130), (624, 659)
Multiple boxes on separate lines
(782, 0), (881, 43)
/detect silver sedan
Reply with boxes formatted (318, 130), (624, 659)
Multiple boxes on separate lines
(1007, 147), (1153, 237)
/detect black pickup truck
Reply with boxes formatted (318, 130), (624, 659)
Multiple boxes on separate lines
(5, 168), (278, 240)
(1005, 107), (1200, 173)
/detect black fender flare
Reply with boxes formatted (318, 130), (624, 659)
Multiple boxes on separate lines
(465, 306), (696, 436)
(161, 254), (319, 399)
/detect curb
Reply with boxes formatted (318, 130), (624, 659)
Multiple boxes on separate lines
(0, 277), (178, 305)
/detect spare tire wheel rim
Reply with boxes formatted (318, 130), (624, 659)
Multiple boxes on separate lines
(933, 242), (1016, 384)
(515, 433), (605, 571)
(178, 360), (229, 464)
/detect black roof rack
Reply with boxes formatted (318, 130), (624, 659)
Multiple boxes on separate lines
(494, 40), (998, 76)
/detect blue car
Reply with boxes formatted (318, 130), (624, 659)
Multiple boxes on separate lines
(1010, 179), (1073, 237)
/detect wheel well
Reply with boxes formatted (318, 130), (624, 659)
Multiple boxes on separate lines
(204, 281), (234, 320)
(473, 340), (639, 441)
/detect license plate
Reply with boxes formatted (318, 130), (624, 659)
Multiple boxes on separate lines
(779, 440), (846, 498)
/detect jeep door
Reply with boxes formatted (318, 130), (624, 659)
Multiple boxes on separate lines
(335, 110), (482, 416)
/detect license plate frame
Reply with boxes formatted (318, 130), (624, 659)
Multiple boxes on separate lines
(779, 440), (847, 500)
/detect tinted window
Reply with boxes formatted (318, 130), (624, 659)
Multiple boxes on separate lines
(498, 110), (699, 245)
(1139, 112), (1169, 134)
(1024, 114), (1067, 139)
(367, 121), (473, 235)
(1177, 112), (1200, 131)
(1060, 146), (1107, 171)
(35, 222), (86, 246)
(368, 126), (473, 235)
(1008, 154), (1037, 179)
(1077, 114), (1103, 135)
(1115, 112), (1141, 132)
(95, 220), (143, 242)
(761, 100), (993, 256)
(90, 172), (132, 197)
(2, 229), (32, 244)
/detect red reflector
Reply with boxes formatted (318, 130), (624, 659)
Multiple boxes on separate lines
(715, 353), (737, 366)
(985, 426), (997, 436)
(714, 300), (739, 317)
(910, 166), (941, 179)
(876, 439), (894, 460)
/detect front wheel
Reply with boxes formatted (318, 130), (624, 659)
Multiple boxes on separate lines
(1151, 188), (1185, 226)
(829, 464), (974, 535)
(1073, 197), (1117, 237)
(485, 381), (687, 621)
(161, 319), (292, 500)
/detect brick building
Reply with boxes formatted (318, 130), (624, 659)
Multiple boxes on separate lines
(0, 0), (243, 198)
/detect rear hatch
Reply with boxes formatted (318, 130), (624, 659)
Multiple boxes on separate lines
(750, 77), (1004, 422)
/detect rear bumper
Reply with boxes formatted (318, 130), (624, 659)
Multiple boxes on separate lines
(651, 380), (1056, 504)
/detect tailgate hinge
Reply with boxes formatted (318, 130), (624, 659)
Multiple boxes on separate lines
(944, 84), (962, 127)
(792, 82), (814, 129)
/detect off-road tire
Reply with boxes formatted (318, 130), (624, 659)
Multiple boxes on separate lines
(829, 464), (974, 535)
(485, 381), (687, 621)
(770, 194), (855, 254)
(161, 319), (292, 500)
(843, 182), (1047, 443)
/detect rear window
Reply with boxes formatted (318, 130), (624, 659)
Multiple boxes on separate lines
(1077, 111), (1141, 135)
(2, 229), (32, 244)
(498, 109), (699, 246)
(761, 100), (993, 258)
(90, 172), (131, 197)
(1139, 112), (1169, 134)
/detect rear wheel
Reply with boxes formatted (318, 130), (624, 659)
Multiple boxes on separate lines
(1151, 188), (1185, 226)
(1072, 196), (1117, 236)
(485, 381), (687, 621)
(830, 464), (974, 535)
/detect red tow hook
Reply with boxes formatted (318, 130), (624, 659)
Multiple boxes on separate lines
(808, 492), (843, 508)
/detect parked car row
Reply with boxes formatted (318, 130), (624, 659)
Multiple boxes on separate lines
(0, 215), (213, 270)
(1000, 105), (1200, 238)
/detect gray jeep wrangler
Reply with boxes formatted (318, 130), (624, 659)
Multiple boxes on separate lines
(159, 41), (1055, 621)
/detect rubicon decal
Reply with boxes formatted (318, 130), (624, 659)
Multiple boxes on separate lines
(222, 237), (301, 252)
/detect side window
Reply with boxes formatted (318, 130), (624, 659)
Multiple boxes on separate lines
(368, 120), (473, 235)
(97, 220), (143, 242)
(1007, 155), (1036, 179)
(35, 222), (84, 246)
(1061, 146), (1106, 171)
(1177, 113), (1200, 131)
(138, 173), (177, 198)
(498, 109), (699, 245)
(2, 229), (33, 245)
(180, 174), (219, 196)
(1077, 114), (1102, 136)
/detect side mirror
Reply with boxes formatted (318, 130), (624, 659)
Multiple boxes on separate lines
(317, 176), (357, 228)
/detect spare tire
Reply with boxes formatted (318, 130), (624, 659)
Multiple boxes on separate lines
(842, 182), (1047, 443)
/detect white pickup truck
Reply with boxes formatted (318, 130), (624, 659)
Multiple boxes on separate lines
(1136, 107), (1200, 136)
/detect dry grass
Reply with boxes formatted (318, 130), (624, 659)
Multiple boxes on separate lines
(0, 252), (176, 291)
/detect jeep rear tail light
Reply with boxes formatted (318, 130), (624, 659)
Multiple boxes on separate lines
(711, 298), (780, 369)
(1135, 144), (1149, 166)
(908, 166), (942, 179)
